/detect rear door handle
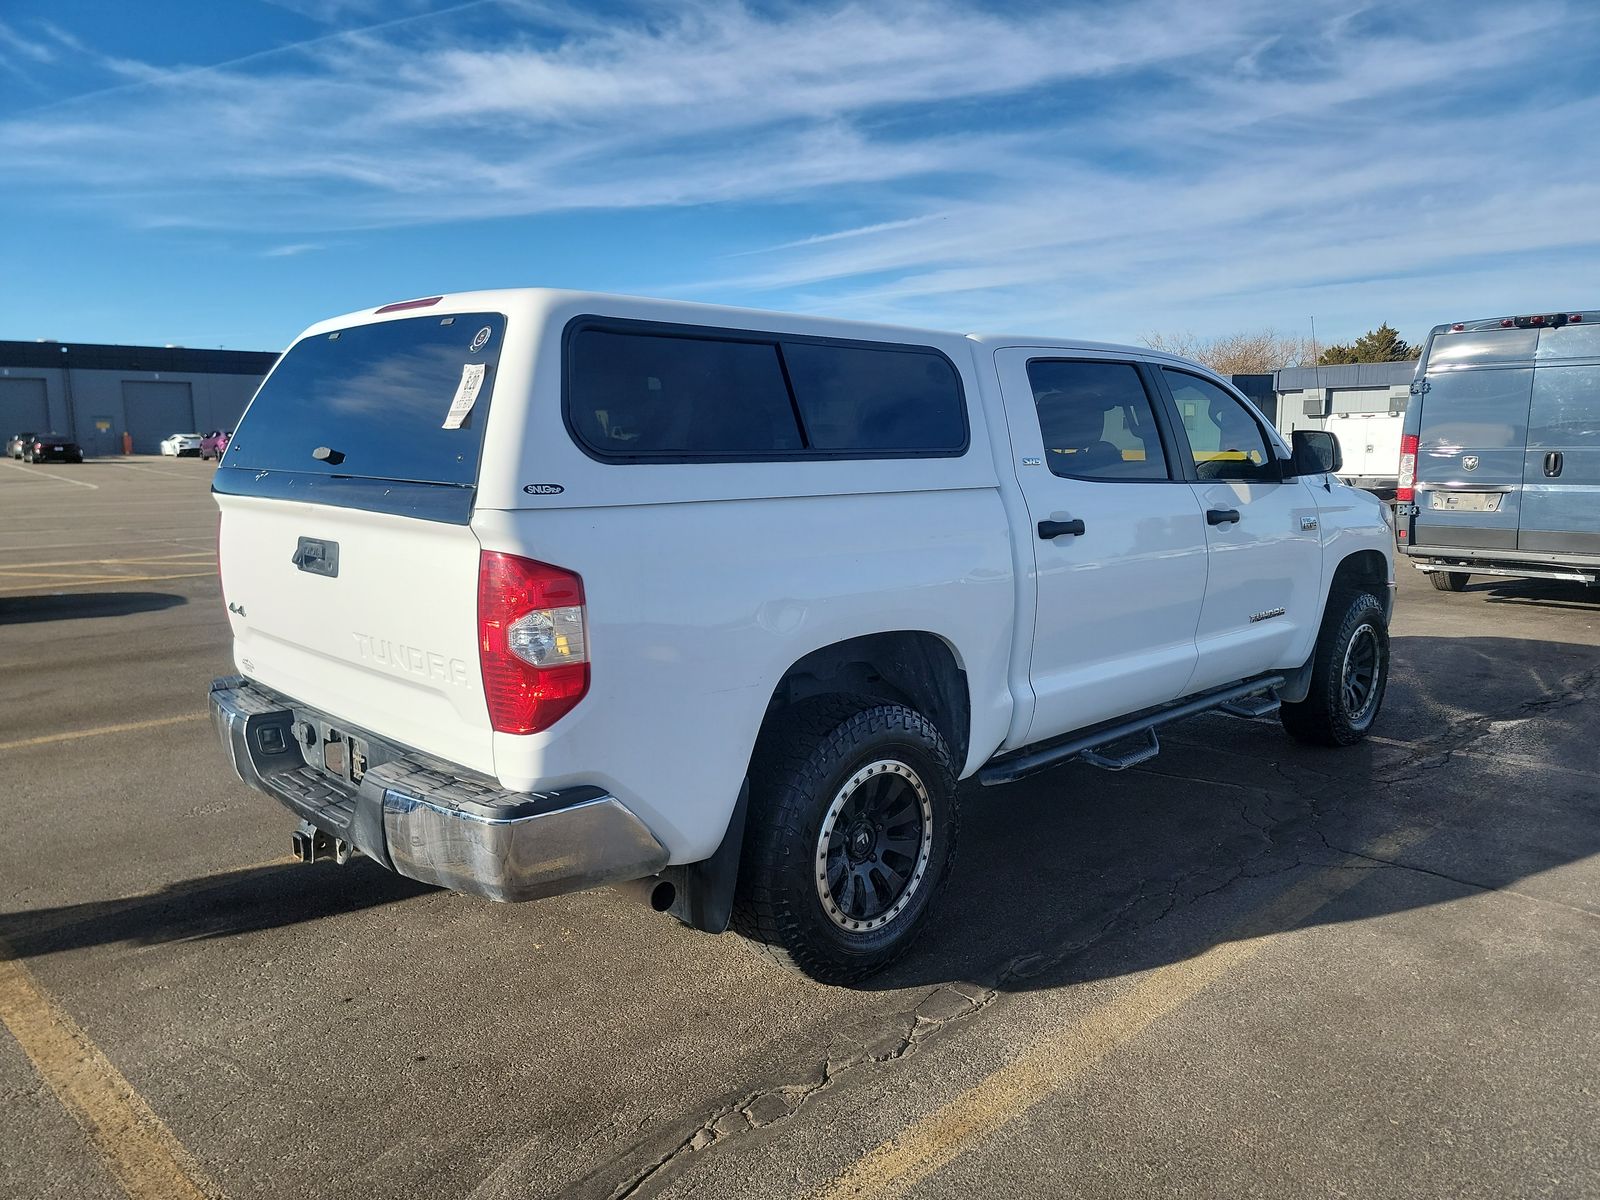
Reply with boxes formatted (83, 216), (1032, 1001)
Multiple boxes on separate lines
(1544, 451), (1564, 478)
(1037, 519), (1086, 539)
(1206, 508), (1241, 526)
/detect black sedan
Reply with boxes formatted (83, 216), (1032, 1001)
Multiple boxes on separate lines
(23, 434), (84, 463)
(7, 431), (37, 459)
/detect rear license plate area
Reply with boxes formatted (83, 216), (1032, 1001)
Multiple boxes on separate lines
(1431, 491), (1502, 513)
(311, 723), (370, 785)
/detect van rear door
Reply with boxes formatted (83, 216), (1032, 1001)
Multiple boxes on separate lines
(1520, 323), (1600, 557)
(214, 310), (507, 773)
(1410, 327), (1537, 554)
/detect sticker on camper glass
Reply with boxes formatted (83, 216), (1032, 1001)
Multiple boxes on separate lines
(443, 362), (487, 429)
(470, 326), (492, 353)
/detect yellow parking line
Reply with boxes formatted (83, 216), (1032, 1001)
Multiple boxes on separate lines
(0, 713), (207, 753)
(0, 944), (220, 1199)
(815, 830), (1423, 1200)
(0, 571), (215, 595)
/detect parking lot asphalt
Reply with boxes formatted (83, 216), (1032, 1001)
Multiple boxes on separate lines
(2, 458), (1598, 1200)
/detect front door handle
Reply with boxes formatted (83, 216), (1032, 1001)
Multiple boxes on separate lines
(1038, 518), (1086, 539)
(1544, 451), (1564, 478)
(1206, 508), (1241, 526)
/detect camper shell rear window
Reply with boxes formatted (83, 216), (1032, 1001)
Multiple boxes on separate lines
(563, 317), (968, 462)
(214, 312), (506, 522)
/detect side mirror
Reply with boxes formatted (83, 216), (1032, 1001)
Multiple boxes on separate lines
(1289, 429), (1342, 477)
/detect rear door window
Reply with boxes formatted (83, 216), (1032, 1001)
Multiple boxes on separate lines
(1025, 360), (1170, 480)
(224, 313), (505, 486)
(1425, 328), (1539, 368)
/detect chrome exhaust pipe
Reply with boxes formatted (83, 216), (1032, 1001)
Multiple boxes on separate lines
(615, 875), (677, 912)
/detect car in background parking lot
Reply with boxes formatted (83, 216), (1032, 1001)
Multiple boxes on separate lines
(160, 432), (203, 457)
(7, 431), (38, 459)
(22, 433), (84, 463)
(200, 430), (232, 460)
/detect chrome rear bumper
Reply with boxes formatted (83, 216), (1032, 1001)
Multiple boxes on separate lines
(209, 676), (668, 902)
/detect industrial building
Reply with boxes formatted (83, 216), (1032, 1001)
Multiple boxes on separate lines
(0, 340), (277, 455)
(1234, 360), (1419, 495)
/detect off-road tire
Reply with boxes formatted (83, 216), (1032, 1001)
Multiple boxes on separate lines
(1280, 589), (1389, 747)
(732, 698), (959, 985)
(1429, 571), (1469, 592)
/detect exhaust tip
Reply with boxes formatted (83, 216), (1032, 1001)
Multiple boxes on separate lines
(647, 879), (676, 912)
(616, 875), (677, 912)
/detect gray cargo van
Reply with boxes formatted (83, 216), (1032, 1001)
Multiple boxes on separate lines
(1399, 311), (1600, 590)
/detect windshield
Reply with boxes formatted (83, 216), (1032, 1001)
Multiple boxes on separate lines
(224, 312), (506, 486)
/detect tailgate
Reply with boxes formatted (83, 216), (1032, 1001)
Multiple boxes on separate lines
(213, 307), (509, 773)
(218, 497), (492, 773)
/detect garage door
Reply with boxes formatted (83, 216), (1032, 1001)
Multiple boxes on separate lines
(0, 378), (50, 441)
(123, 381), (195, 454)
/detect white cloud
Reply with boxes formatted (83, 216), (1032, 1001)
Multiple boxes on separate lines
(3, 0), (1596, 342)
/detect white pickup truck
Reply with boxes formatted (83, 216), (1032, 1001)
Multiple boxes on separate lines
(210, 289), (1395, 983)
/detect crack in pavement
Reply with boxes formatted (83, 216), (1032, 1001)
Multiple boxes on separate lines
(591, 657), (1600, 1200)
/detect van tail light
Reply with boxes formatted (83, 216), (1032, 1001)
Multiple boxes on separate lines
(477, 551), (589, 734)
(1397, 433), (1419, 503)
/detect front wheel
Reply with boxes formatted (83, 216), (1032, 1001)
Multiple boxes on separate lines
(1280, 590), (1390, 747)
(733, 700), (959, 985)
(1430, 571), (1469, 592)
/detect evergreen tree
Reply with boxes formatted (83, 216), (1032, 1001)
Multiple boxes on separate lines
(1318, 323), (1418, 365)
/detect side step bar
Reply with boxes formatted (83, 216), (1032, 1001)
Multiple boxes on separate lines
(977, 676), (1285, 787)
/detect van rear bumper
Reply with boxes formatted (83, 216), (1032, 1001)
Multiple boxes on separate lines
(1402, 543), (1600, 584)
(209, 676), (668, 902)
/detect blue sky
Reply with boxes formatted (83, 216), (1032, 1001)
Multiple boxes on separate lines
(2, 0), (1598, 352)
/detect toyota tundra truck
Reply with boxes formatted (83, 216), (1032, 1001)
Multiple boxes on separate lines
(210, 289), (1394, 983)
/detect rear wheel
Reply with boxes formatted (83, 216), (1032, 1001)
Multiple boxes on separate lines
(1429, 571), (1470, 592)
(733, 699), (959, 985)
(1280, 590), (1389, 747)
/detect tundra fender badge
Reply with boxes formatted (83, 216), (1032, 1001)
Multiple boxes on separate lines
(1249, 607), (1287, 624)
(522, 483), (565, 495)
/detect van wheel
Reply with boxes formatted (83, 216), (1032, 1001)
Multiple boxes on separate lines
(1280, 590), (1389, 747)
(1429, 571), (1469, 592)
(733, 700), (958, 985)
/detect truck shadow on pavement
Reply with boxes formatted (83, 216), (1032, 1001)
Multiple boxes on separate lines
(2, 638), (1596, 1002)
(859, 631), (1600, 995)
(0, 591), (187, 625)
(0, 859), (436, 960)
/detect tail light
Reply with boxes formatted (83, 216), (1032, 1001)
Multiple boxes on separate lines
(477, 551), (589, 734)
(1397, 433), (1419, 503)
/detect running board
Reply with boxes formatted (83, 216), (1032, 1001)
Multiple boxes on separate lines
(1078, 728), (1161, 771)
(977, 676), (1285, 787)
(1218, 694), (1280, 719)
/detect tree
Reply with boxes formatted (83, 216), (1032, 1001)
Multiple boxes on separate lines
(1317, 323), (1419, 365)
(1140, 329), (1315, 374)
